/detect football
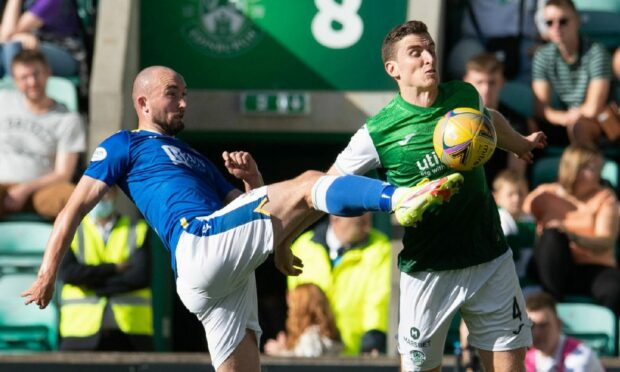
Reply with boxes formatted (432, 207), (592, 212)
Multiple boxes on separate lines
(433, 107), (497, 171)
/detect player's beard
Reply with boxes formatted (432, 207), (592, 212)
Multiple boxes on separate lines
(155, 117), (185, 136)
(163, 119), (185, 136)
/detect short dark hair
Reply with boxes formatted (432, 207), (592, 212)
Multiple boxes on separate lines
(381, 20), (429, 63)
(545, 0), (578, 14)
(466, 53), (504, 76)
(526, 291), (558, 316)
(11, 49), (50, 71)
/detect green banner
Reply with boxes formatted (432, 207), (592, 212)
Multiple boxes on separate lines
(140, 0), (407, 90)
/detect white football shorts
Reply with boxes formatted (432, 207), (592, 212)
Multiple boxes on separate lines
(175, 186), (273, 369)
(398, 249), (532, 371)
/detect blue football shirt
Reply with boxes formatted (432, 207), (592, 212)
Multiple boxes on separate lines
(85, 130), (236, 270)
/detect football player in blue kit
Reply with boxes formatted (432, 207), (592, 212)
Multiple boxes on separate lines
(22, 66), (464, 372)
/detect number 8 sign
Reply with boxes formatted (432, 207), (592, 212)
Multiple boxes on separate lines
(141, 0), (408, 90)
(312, 0), (363, 49)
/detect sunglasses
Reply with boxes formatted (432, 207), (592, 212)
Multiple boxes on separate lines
(545, 17), (569, 27)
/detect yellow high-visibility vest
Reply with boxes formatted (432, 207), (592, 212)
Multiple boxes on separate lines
(288, 229), (391, 355)
(60, 215), (153, 338)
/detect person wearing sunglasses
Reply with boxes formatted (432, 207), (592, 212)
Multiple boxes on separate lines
(532, 0), (613, 147)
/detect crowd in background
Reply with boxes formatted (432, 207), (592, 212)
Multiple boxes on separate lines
(0, 0), (619, 369)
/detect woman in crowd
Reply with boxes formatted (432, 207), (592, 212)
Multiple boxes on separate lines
(524, 144), (620, 314)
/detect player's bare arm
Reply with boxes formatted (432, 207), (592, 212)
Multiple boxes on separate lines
(21, 176), (109, 309)
(490, 109), (547, 163)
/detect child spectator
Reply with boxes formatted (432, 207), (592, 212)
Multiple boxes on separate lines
(525, 291), (604, 372)
(264, 283), (343, 357)
(493, 170), (536, 279)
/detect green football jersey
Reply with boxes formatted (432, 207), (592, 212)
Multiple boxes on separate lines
(366, 80), (508, 273)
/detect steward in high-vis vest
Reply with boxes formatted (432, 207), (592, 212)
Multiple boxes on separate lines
(288, 214), (391, 355)
(58, 189), (153, 351)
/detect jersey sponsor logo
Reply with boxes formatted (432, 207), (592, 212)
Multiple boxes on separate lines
(162, 145), (207, 171)
(91, 147), (107, 162)
(180, 0), (265, 58)
(403, 337), (431, 348)
(410, 350), (427, 366)
(398, 133), (415, 146)
(415, 151), (446, 178)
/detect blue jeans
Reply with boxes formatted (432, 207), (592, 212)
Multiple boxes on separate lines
(1, 41), (79, 77)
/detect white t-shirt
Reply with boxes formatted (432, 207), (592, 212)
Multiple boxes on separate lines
(532, 335), (604, 372)
(0, 90), (86, 183)
(333, 125), (380, 176)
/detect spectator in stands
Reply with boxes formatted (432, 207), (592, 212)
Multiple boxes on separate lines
(447, 0), (544, 81)
(525, 291), (604, 372)
(264, 283), (343, 357)
(58, 187), (154, 351)
(493, 170), (536, 279)
(531, 0), (613, 146)
(463, 53), (530, 185)
(524, 144), (620, 314)
(0, 0), (86, 86)
(287, 213), (391, 356)
(0, 49), (85, 219)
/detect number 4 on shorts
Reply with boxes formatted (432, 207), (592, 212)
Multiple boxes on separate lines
(512, 296), (522, 321)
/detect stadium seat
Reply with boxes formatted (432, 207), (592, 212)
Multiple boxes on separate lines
(500, 81), (534, 118)
(578, 10), (620, 50)
(573, 0), (620, 12)
(557, 302), (618, 356)
(0, 273), (58, 352)
(0, 76), (78, 112)
(530, 156), (619, 189)
(0, 222), (53, 275)
(46, 76), (79, 112)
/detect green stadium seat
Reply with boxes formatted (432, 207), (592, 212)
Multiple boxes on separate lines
(578, 10), (620, 50)
(444, 312), (462, 355)
(500, 81), (534, 119)
(574, 0), (620, 12)
(0, 76), (78, 112)
(0, 222), (53, 275)
(557, 302), (618, 356)
(531, 156), (619, 189)
(46, 76), (79, 112)
(0, 273), (58, 352)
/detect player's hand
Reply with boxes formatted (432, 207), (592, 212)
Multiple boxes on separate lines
(21, 275), (55, 309)
(274, 244), (303, 276)
(516, 131), (547, 164)
(222, 151), (263, 188)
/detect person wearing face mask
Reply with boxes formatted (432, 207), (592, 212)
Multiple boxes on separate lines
(57, 187), (153, 351)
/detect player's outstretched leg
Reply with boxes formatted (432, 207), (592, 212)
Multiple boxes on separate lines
(311, 173), (464, 227)
(392, 173), (464, 226)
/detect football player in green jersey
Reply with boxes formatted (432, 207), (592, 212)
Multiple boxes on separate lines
(328, 21), (547, 372)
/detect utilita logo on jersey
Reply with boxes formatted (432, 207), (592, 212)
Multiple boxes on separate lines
(162, 145), (207, 171)
(415, 151), (446, 178)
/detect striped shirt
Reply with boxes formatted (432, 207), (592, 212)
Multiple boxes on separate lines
(532, 38), (611, 108)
